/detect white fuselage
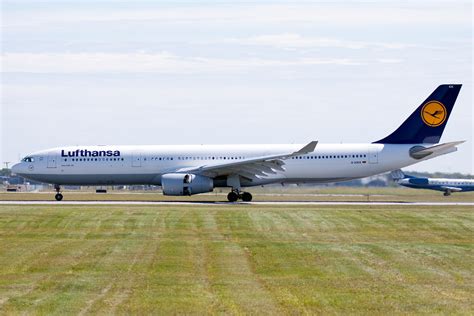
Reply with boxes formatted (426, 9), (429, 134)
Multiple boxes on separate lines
(12, 143), (441, 187)
(424, 178), (474, 187)
(398, 177), (474, 192)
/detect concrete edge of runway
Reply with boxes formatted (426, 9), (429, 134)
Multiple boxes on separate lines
(0, 201), (473, 206)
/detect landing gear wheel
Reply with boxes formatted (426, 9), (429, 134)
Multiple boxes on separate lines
(443, 191), (451, 196)
(241, 192), (253, 202)
(227, 191), (239, 202)
(54, 185), (63, 201)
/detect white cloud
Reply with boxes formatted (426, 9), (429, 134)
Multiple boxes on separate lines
(4, 4), (470, 28)
(1, 52), (363, 74)
(224, 33), (411, 50)
(377, 58), (404, 64)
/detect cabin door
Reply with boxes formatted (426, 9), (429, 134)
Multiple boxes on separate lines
(132, 153), (142, 167)
(368, 146), (379, 164)
(47, 153), (57, 168)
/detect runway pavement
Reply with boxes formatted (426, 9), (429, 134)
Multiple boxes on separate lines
(0, 201), (473, 206)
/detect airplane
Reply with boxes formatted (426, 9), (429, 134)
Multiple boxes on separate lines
(391, 169), (474, 196)
(12, 84), (464, 202)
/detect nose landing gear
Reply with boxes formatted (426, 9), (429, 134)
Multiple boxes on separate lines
(54, 185), (63, 201)
(227, 190), (253, 202)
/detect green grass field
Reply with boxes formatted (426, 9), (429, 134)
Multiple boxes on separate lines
(0, 204), (472, 314)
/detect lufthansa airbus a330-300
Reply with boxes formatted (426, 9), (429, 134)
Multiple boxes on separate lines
(12, 84), (464, 202)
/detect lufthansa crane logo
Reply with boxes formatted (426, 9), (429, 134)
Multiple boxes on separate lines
(421, 101), (447, 127)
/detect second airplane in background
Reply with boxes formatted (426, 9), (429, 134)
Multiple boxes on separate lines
(391, 169), (474, 196)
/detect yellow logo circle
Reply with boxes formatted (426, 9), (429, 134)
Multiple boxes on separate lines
(421, 101), (447, 127)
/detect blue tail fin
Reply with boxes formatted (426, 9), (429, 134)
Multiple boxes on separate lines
(390, 169), (415, 180)
(374, 84), (461, 144)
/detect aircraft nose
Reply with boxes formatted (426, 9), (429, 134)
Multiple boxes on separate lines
(11, 163), (25, 175)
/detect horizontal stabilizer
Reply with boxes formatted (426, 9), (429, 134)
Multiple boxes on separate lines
(409, 141), (465, 160)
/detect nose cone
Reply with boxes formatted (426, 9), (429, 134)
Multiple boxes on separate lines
(11, 163), (25, 175)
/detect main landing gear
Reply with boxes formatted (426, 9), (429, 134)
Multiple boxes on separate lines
(54, 184), (63, 201)
(227, 190), (253, 202)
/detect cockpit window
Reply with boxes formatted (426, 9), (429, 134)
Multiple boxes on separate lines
(22, 157), (34, 162)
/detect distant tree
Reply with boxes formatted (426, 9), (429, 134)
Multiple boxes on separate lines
(367, 179), (387, 187)
(0, 169), (11, 177)
(334, 179), (363, 187)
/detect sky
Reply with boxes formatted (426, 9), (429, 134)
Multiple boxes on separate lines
(1, 0), (472, 174)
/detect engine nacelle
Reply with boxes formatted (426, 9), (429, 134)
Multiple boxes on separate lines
(161, 173), (214, 196)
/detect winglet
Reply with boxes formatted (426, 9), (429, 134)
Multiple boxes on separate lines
(294, 141), (318, 155)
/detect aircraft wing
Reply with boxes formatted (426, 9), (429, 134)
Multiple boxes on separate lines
(175, 141), (318, 180)
(440, 186), (463, 192)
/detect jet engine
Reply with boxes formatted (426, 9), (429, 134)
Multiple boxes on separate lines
(161, 173), (214, 196)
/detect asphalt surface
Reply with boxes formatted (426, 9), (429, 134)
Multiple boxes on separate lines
(0, 201), (473, 206)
